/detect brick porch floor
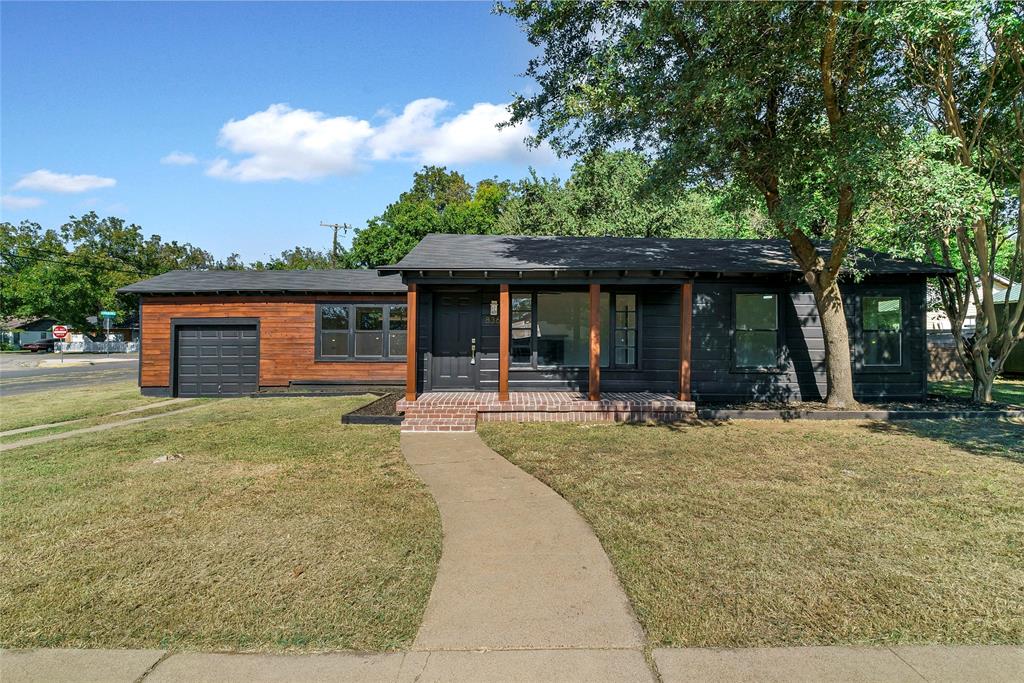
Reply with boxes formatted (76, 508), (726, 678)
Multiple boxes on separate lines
(397, 392), (696, 432)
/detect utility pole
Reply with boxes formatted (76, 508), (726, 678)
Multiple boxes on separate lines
(320, 222), (350, 268)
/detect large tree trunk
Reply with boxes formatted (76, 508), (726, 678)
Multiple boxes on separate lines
(811, 278), (858, 408)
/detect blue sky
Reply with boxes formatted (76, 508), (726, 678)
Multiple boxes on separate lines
(1, 1), (569, 261)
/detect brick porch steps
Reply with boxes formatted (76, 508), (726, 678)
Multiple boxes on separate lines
(397, 392), (695, 432)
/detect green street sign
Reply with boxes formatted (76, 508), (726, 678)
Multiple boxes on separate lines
(99, 311), (117, 318)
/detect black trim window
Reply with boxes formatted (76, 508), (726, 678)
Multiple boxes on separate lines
(862, 296), (902, 366)
(320, 305), (350, 358)
(734, 293), (779, 369)
(509, 291), (635, 369)
(317, 303), (407, 360)
(510, 295), (532, 364)
(614, 294), (638, 368)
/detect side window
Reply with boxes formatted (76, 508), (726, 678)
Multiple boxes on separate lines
(862, 296), (902, 366)
(510, 294), (533, 364)
(319, 305), (350, 358)
(614, 294), (638, 367)
(734, 293), (779, 369)
(389, 305), (408, 358)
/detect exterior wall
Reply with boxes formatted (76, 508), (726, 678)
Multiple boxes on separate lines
(411, 276), (928, 402)
(691, 276), (928, 402)
(140, 295), (406, 389)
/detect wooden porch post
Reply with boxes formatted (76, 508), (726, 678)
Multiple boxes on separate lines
(499, 284), (510, 401)
(405, 283), (418, 402)
(679, 281), (693, 401)
(589, 283), (601, 401)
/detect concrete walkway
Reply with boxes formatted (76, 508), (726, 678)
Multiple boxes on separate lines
(0, 399), (190, 438)
(401, 432), (645, 652)
(0, 403), (206, 452)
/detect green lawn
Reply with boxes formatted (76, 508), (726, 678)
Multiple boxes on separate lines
(0, 380), (168, 432)
(930, 378), (1024, 406)
(480, 418), (1024, 648)
(0, 397), (441, 652)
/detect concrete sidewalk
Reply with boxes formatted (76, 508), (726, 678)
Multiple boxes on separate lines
(3, 645), (1021, 682)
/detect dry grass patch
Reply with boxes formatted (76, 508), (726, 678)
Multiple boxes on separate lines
(1, 397), (441, 652)
(0, 380), (167, 432)
(479, 418), (1024, 647)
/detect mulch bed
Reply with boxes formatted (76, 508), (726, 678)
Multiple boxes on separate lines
(341, 392), (403, 425)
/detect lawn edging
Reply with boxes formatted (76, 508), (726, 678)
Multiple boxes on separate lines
(696, 408), (1024, 421)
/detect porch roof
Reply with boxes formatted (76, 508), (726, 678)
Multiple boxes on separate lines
(379, 234), (953, 277)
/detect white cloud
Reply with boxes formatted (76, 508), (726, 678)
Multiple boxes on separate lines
(161, 151), (198, 166)
(368, 98), (451, 161)
(207, 103), (374, 181)
(1, 194), (44, 209)
(419, 101), (545, 165)
(207, 99), (548, 182)
(12, 169), (117, 193)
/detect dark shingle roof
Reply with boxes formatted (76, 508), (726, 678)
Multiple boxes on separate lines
(380, 234), (952, 275)
(118, 269), (406, 295)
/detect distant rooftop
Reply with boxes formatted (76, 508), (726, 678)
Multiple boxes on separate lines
(379, 234), (952, 276)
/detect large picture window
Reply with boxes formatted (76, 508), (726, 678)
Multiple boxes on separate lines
(734, 293), (779, 369)
(537, 292), (591, 366)
(509, 291), (631, 369)
(317, 303), (406, 360)
(862, 296), (902, 366)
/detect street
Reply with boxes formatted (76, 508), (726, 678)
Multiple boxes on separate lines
(0, 353), (138, 397)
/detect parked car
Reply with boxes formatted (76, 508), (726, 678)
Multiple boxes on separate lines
(21, 338), (58, 352)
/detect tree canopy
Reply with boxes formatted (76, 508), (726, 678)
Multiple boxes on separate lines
(1, 213), (214, 329)
(501, 0), (908, 407)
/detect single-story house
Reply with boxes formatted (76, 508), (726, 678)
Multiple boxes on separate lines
(120, 234), (949, 408)
(0, 317), (62, 348)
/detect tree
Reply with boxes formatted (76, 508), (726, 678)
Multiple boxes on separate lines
(501, 1), (905, 407)
(884, 1), (1023, 402)
(1, 213), (214, 329)
(346, 166), (510, 267)
(497, 150), (761, 238)
(250, 246), (333, 270)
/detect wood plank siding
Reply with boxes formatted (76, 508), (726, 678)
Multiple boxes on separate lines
(140, 295), (406, 389)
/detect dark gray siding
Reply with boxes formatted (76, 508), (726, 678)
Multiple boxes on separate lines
(691, 276), (927, 402)
(413, 276), (928, 402)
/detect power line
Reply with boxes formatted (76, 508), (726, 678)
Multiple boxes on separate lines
(0, 251), (156, 276)
(11, 244), (153, 274)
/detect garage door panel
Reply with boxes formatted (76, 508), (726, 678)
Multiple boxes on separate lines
(175, 323), (259, 397)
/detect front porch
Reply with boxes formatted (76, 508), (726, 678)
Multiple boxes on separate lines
(397, 391), (696, 432)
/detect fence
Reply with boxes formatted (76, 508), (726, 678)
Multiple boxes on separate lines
(56, 340), (139, 353)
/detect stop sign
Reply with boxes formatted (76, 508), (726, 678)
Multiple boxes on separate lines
(52, 325), (69, 339)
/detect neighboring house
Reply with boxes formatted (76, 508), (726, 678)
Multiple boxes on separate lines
(0, 317), (61, 348)
(993, 282), (1024, 375)
(119, 234), (949, 402)
(927, 274), (1015, 331)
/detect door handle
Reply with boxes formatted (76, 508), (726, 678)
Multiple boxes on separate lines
(470, 338), (477, 365)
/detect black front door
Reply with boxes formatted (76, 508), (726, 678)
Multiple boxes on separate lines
(432, 293), (479, 389)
